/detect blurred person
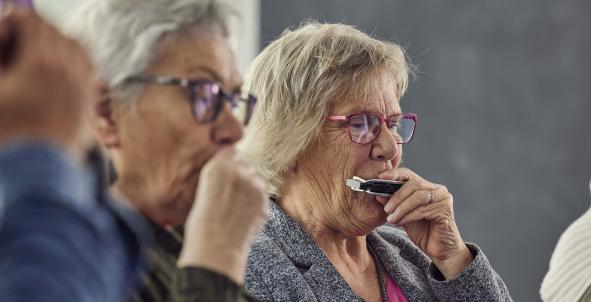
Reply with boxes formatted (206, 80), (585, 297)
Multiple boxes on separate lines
(239, 22), (512, 301)
(66, 0), (268, 301)
(540, 181), (591, 302)
(0, 9), (146, 302)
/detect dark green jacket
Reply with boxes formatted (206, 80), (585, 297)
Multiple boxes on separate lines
(130, 223), (255, 302)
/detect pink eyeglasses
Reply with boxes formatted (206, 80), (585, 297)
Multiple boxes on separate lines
(326, 112), (417, 144)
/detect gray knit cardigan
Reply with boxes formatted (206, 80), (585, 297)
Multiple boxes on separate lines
(245, 201), (513, 301)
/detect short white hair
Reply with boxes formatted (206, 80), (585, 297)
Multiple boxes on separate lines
(65, 0), (233, 102)
(239, 22), (412, 196)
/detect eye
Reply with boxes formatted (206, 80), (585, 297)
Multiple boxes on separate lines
(387, 120), (399, 131)
(350, 122), (367, 130)
(387, 115), (404, 131)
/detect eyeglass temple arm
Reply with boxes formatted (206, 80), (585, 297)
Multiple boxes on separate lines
(325, 116), (348, 121)
(126, 75), (189, 87)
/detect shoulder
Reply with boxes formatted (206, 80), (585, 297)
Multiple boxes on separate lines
(246, 231), (287, 275)
(245, 232), (289, 302)
(546, 207), (591, 273)
(541, 207), (591, 301)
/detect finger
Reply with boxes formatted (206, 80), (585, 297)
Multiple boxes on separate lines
(212, 146), (236, 162)
(387, 188), (436, 224)
(253, 178), (267, 195)
(244, 164), (261, 179)
(384, 177), (437, 213)
(380, 168), (422, 208)
(238, 164), (259, 181)
(378, 167), (415, 182)
(242, 166), (266, 192)
(396, 199), (451, 226)
(387, 185), (453, 224)
(383, 180), (418, 213)
(376, 195), (389, 205)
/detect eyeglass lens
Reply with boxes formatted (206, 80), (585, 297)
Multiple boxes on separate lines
(190, 83), (255, 125)
(348, 113), (414, 144)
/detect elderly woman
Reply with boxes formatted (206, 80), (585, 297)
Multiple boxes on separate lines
(66, 0), (267, 301)
(239, 23), (512, 301)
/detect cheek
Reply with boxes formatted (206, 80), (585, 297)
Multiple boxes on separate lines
(327, 143), (369, 203)
(118, 113), (159, 168)
(163, 113), (215, 184)
(120, 99), (213, 181)
(148, 97), (208, 163)
(348, 145), (372, 170)
(323, 140), (357, 183)
(315, 137), (374, 195)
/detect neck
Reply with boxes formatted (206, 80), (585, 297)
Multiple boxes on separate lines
(280, 180), (384, 302)
(313, 227), (372, 268)
(112, 179), (178, 227)
(279, 183), (373, 269)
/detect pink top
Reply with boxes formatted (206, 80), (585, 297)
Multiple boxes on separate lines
(385, 274), (408, 302)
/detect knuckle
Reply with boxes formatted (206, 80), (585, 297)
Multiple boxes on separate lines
(443, 190), (453, 202)
(418, 205), (427, 216)
(439, 216), (453, 228)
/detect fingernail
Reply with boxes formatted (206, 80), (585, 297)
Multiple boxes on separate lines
(384, 202), (395, 213)
(387, 213), (396, 223)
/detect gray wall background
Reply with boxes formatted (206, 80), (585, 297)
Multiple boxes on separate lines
(260, 1), (591, 301)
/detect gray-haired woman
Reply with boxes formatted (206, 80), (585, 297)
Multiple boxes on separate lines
(239, 23), (513, 301)
(66, 0), (267, 301)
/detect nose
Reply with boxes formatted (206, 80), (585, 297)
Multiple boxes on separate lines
(211, 104), (243, 145)
(370, 123), (400, 162)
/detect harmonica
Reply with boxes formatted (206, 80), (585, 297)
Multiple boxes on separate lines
(345, 176), (405, 197)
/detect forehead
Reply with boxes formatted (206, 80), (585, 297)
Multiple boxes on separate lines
(331, 74), (401, 116)
(145, 32), (240, 89)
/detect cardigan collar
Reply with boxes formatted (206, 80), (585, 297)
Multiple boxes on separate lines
(262, 200), (431, 300)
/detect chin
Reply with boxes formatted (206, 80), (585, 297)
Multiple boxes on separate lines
(350, 194), (388, 233)
(154, 184), (196, 226)
(176, 187), (198, 222)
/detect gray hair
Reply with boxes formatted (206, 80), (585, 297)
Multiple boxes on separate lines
(238, 22), (412, 196)
(65, 0), (233, 102)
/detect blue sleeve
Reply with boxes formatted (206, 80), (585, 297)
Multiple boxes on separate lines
(0, 142), (147, 302)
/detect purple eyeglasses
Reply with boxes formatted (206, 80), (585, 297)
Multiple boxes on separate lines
(0, 0), (34, 15)
(125, 74), (257, 125)
(326, 112), (417, 144)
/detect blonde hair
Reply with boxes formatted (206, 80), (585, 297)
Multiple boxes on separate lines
(239, 22), (412, 195)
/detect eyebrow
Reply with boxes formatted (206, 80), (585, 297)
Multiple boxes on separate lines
(185, 64), (242, 92)
(185, 64), (223, 83)
(341, 107), (402, 116)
